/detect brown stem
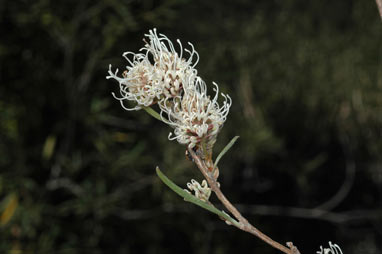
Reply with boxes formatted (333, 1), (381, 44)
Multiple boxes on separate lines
(377, 0), (382, 20)
(188, 147), (300, 254)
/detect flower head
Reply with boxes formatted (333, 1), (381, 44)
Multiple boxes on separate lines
(106, 28), (199, 110)
(316, 242), (343, 254)
(107, 29), (232, 153)
(184, 179), (211, 202)
(160, 76), (232, 149)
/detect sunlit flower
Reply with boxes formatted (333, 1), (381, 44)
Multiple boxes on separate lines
(184, 179), (211, 202)
(106, 28), (199, 110)
(160, 76), (231, 149)
(316, 242), (343, 254)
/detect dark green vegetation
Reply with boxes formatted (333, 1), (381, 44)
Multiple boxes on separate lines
(0, 0), (381, 253)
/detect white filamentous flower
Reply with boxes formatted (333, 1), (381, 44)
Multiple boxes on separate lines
(316, 242), (343, 254)
(106, 57), (159, 110)
(106, 28), (199, 110)
(107, 29), (232, 151)
(144, 29), (199, 98)
(160, 76), (232, 149)
(184, 179), (211, 202)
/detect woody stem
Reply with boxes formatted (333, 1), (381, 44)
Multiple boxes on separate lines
(188, 147), (300, 254)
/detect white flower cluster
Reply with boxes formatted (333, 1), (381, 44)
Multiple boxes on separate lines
(160, 76), (231, 149)
(316, 242), (343, 254)
(184, 179), (211, 202)
(107, 29), (231, 149)
(107, 29), (198, 110)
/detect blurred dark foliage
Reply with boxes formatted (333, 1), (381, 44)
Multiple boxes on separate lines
(0, 0), (381, 253)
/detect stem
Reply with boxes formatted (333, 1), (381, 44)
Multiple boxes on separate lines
(187, 147), (300, 254)
(376, 0), (382, 20)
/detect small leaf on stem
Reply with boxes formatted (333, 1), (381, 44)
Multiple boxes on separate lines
(142, 106), (163, 122)
(213, 136), (240, 169)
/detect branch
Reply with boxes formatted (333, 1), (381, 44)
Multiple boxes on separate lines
(187, 147), (300, 254)
(115, 204), (382, 224)
(377, 0), (382, 20)
(235, 204), (381, 224)
(314, 135), (356, 211)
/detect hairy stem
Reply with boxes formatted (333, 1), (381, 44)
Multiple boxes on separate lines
(188, 147), (300, 254)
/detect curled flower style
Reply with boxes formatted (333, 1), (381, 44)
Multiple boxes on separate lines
(184, 179), (211, 202)
(106, 58), (159, 110)
(106, 28), (199, 110)
(316, 242), (343, 254)
(160, 76), (232, 149)
(143, 29), (199, 98)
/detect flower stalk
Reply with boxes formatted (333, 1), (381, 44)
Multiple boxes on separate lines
(187, 147), (300, 254)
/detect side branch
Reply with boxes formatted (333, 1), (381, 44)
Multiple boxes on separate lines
(187, 147), (300, 254)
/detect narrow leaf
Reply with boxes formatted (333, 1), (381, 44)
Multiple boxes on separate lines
(142, 106), (163, 122)
(156, 167), (240, 227)
(214, 136), (240, 169)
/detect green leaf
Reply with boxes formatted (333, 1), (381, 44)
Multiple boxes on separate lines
(156, 167), (240, 227)
(142, 106), (163, 122)
(214, 136), (240, 169)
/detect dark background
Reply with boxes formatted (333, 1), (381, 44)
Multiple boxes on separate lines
(1, 0), (381, 253)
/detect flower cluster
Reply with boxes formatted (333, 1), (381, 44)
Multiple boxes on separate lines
(107, 28), (198, 110)
(107, 29), (231, 150)
(184, 179), (211, 202)
(316, 242), (343, 254)
(160, 76), (231, 149)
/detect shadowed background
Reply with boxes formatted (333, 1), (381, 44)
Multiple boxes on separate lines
(0, 0), (381, 253)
